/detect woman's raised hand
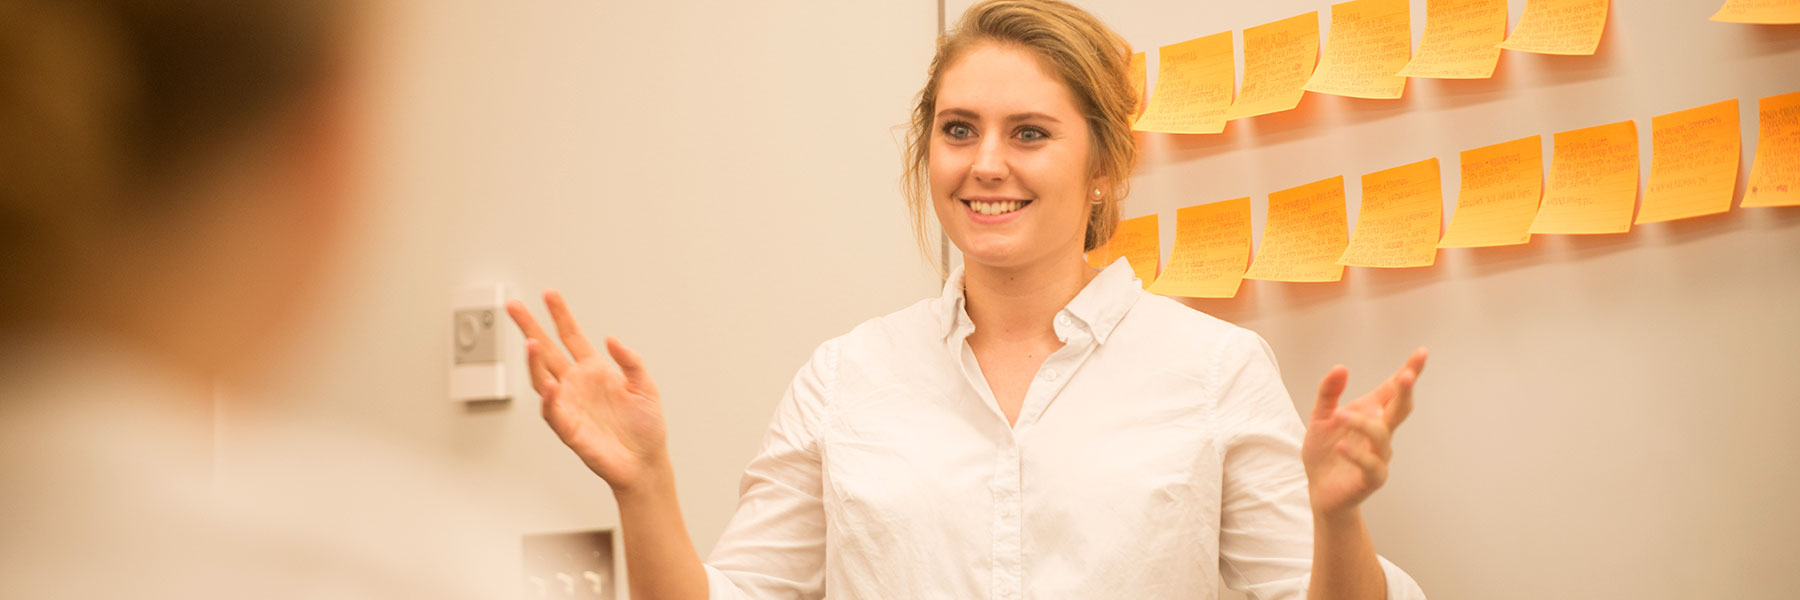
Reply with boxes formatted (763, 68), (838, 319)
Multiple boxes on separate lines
(507, 290), (670, 495)
(1301, 348), (1429, 519)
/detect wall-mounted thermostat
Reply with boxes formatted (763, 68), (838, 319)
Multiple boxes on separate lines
(451, 283), (512, 402)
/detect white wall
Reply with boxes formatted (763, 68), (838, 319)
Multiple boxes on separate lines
(944, 0), (1800, 598)
(220, 0), (940, 596)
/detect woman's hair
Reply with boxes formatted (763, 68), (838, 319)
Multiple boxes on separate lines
(0, 0), (343, 321)
(901, 0), (1138, 258)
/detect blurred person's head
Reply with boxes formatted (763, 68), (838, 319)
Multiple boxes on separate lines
(0, 0), (360, 380)
(902, 0), (1136, 272)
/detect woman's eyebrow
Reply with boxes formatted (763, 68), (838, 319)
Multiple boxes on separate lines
(1007, 112), (1062, 124)
(935, 107), (1063, 125)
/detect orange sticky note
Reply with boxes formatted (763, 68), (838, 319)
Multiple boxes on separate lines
(1498, 0), (1608, 56)
(1745, 90), (1800, 207)
(1711, 0), (1800, 24)
(1133, 32), (1235, 134)
(1086, 239), (1111, 269)
(1102, 214), (1161, 287)
(1147, 198), (1252, 298)
(1245, 176), (1349, 282)
(1398, 0), (1507, 79)
(1339, 158), (1443, 268)
(1529, 120), (1638, 234)
(1439, 135), (1544, 248)
(1127, 51), (1148, 121)
(1638, 99), (1740, 224)
(1227, 13), (1320, 120)
(1304, 0), (1412, 100)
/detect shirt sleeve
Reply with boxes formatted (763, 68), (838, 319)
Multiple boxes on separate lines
(702, 338), (836, 600)
(1210, 329), (1426, 600)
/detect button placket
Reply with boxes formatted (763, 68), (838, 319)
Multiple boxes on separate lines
(991, 443), (1022, 600)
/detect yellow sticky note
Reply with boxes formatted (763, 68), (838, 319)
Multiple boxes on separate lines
(1498, 0), (1608, 56)
(1638, 99), (1740, 224)
(1398, 0), (1507, 79)
(1340, 158), (1443, 268)
(1227, 13), (1319, 120)
(1529, 120), (1638, 234)
(1246, 176), (1349, 282)
(1711, 0), (1800, 24)
(1147, 198), (1252, 298)
(1133, 32), (1235, 134)
(1304, 0), (1412, 100)
(1127, 51), (1148, 121)
(1439, 135), (1544, 248)
(1745, 90), (1800, 207)
(1106, 214), (1161, 288)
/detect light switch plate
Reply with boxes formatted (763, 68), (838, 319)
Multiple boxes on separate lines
(451, 283), (511, 402)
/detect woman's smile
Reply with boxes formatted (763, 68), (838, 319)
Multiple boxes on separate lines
(960, 195), (1035, 223)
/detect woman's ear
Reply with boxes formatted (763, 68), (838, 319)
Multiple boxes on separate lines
(1088, 173), (1113, 198)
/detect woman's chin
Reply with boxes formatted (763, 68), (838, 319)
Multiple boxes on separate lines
(955, 239), (1033, 269)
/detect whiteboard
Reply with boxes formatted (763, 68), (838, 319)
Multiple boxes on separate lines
(937, 1), (1800, 597)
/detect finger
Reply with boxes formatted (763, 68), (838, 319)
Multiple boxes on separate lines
(1311, 365), (1349, 425)
(544, 289), (601, 362)
(525, 339), (556, 396)
(1406, 346), (1429, 378)
(1337, 411), (1393, 460)
(1384, 346), (1426, 429)
(1382, 363), (1421, 430)
(541, 378), (560, 407)
(507, 300), (570, 376)
(1337, 441), (1389, 487)
(605, 336), (657, 393)
(540, 379), (568, 432)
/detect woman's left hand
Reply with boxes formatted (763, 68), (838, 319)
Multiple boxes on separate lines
(1301, 348), (1429, 519)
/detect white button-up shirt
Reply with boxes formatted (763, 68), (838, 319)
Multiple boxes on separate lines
(704, 259), (1426, 599)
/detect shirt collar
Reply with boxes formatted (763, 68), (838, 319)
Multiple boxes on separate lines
(936, 257), (1142, 345)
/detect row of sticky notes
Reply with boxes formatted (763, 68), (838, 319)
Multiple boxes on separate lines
(1092, 91), (1800, 297)
(1130, 0), (1799, 132)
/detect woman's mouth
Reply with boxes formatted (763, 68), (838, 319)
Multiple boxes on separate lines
(961, 197), (1033, 217)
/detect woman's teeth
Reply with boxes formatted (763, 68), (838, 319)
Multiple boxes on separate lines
(968, 200), (1026, 215)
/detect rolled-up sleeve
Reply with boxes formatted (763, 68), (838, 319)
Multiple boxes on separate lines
(1211, 329), (1426, 600)
(703, 339), (836, 600)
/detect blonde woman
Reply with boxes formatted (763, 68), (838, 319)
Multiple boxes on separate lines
(510, 1), (1429, 598)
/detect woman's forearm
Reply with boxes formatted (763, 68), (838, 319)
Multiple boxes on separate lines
(613, 458), (710, 600)
(1307, 507), (1386, 600)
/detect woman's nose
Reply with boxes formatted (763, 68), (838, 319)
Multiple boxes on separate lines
(970, 135), (1008, 182)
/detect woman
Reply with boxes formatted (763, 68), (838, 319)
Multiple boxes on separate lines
(509, 1), (1430, 598)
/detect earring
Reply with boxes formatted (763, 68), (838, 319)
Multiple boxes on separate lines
(1090, 188), (1103, 205)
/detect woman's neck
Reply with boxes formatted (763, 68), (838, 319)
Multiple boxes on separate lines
(961, 251), (1098, 344)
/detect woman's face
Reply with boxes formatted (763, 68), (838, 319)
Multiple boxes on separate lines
(930, 42), (1098, 271)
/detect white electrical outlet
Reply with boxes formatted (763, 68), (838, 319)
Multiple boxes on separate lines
(450, 283), (511, 402)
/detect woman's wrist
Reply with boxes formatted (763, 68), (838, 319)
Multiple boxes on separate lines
(609, 453), (678, 505)
(1310, 497), (1360, 526)
(1313, 504), (1365, 533)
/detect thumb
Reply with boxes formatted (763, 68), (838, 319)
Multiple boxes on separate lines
(1312, 365), (1349, 425)
(605, 335), (654, 389)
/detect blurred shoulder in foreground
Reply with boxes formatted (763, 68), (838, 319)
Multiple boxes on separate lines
(0, 1), (503, 596)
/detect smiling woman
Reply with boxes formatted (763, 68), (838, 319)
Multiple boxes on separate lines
(509, 1), (1430, 599)
(903, 0), (1137, 260)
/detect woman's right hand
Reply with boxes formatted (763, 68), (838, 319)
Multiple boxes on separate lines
(507, 290), (670, 495)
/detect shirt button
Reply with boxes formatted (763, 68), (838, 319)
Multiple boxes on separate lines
(1056, 314), (1072, 327)
(1042, 368), (1058, 382)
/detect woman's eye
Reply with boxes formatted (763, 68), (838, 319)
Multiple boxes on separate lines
(943, 122), (975, 139)
(1017, 127), (1048, 142)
